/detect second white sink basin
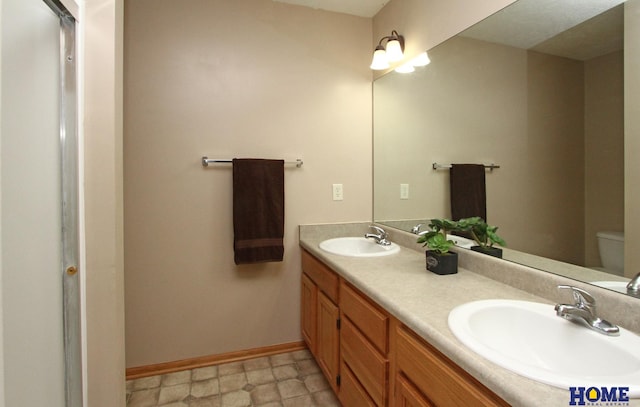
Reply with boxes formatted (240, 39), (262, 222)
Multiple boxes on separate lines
(592, 281), (628, 294)
(448, 299), (640, 396)
(319, 237), (400, 257)
(446, 234), (475, 249)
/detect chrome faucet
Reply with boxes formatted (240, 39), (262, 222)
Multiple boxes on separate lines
(554, 285), (619, 336)
(365, 225), (391, 246)
(626, 272), (640, 295)
(411, 223), (423, 234)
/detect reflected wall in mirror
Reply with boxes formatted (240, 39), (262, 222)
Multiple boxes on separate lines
(373, 0), (639, 295)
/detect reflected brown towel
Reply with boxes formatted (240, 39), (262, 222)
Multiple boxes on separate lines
(450, 164), (487, 221)
(233, 159), (284, 265)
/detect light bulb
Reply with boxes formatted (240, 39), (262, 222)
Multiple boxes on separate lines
(385, 39), (404, 62)
(370, 47), (390, 70)
(411, 52), (431, 67)
(395, 63), (415, 74)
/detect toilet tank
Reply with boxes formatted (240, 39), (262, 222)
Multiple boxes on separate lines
(596, 231), (624, 274)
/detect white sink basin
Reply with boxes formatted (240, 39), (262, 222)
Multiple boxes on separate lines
(448, 299), (640, 396)
(319, 237), (400, 257)
(446, 234), (475, 249)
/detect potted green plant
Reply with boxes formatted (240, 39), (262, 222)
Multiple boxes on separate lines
(456, 217), (506, 258)
(416, 219), (458, 275)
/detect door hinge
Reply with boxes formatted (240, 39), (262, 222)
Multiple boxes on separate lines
(336, 318), (341, 329)
(336, 375), (341, 387)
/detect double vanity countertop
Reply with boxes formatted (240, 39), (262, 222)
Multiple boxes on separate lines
(299, 222), (640, 407)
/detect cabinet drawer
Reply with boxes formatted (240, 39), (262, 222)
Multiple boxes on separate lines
(396, 374), (435, 407)
(395, 325), (508, 407)
(341, 281), (388, 354)
(341, 317), (387, 406)
(302, 250), (338, 303)
(339, 360), (377, 407)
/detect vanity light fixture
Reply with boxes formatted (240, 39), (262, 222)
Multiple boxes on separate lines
(411, 51), (431, 67)
(394, 63), (415, 73)
(370, 30), (405, 70)
(394, 51), (431, 74)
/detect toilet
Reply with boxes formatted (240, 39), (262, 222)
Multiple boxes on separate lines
(596, 231), (624, 276)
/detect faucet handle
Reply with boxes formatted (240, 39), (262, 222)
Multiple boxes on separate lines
(368, 225), (387, 237)
(558, 285), (596, 308)
(411, 224), (423, 234)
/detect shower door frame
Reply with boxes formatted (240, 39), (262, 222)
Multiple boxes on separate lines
(42, 1), (82, 406)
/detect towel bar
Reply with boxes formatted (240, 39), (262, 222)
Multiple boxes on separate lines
(202, 157), (303, 168)
(432, 162), (500, 171)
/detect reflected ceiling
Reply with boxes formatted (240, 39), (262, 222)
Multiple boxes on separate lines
(272, 0), (389, 17)
(461, 0), (624, 60)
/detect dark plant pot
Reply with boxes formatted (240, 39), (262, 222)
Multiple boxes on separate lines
(426, 251), (458, 275)
(471, 246), (503, 258)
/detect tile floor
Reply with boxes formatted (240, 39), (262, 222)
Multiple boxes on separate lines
(126, 349), (342, 407)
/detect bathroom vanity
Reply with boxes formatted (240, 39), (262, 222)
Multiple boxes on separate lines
(299, 223), (640, 407)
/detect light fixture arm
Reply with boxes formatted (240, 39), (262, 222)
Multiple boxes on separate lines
(377, 30), (405, 53)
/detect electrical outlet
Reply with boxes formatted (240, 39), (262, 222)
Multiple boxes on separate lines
(400, 183), (409, 200)
(332, 184), (344, 201)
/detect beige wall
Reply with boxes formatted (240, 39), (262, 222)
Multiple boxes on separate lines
(372, 0), (516, 77)
(584, 51), (624, 267)
(525, 50), (586, 264)
(124, 0), (372, 367)
(626, 0), (640, 278)
(83, 0), (126, 404)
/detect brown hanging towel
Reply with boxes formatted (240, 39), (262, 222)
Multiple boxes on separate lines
(232, 159), (285, 265)
(449, 164), (487, 221)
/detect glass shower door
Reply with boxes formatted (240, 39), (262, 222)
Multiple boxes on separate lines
(1, 0), (81, 405)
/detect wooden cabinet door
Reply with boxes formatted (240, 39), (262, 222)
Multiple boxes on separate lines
(317, 291), (340, 393)
(395, 375), (434, 407)
(301, 273), (317, 355)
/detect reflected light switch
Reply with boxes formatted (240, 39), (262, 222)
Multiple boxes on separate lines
(400, 184), (409, 200)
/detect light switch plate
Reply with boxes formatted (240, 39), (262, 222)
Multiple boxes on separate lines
(333, 184), (344, 201)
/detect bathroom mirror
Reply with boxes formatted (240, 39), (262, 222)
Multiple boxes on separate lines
(373, 0), (637, 295)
